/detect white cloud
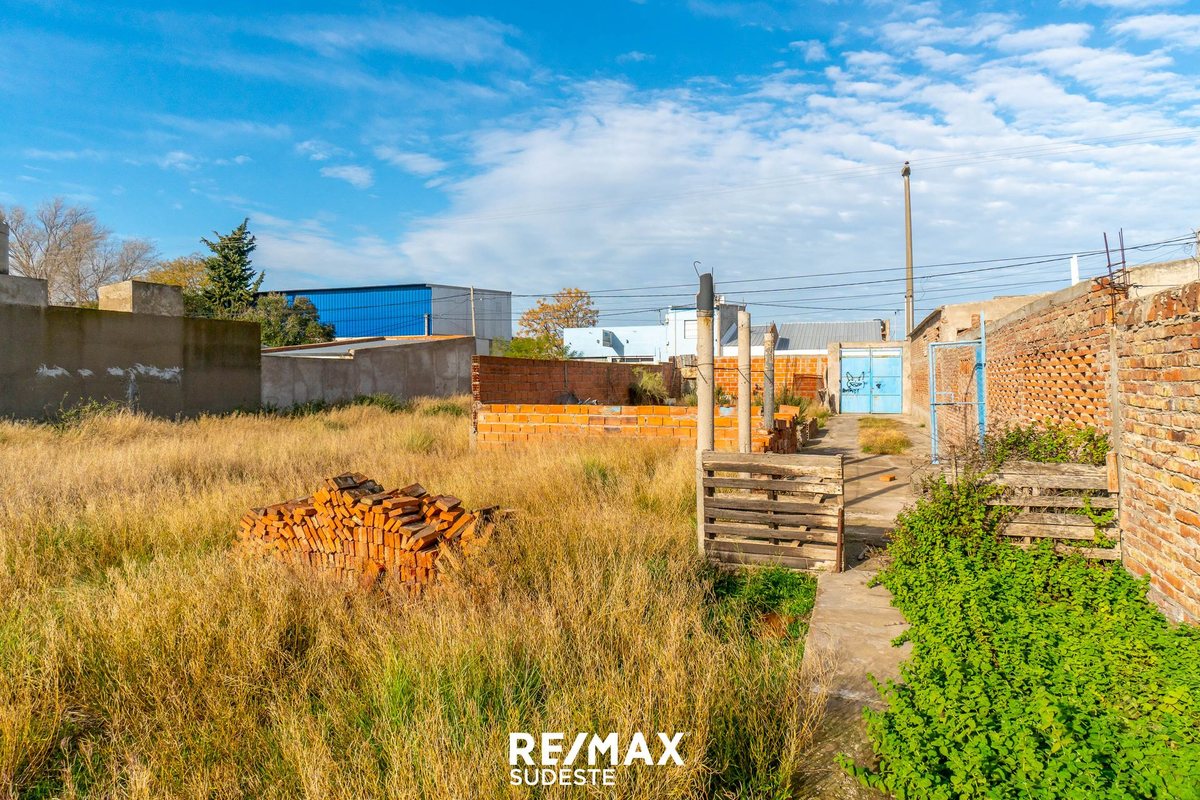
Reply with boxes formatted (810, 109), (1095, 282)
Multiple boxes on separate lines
(617, 50), (653, 64)
(296, 139), (349, 161)
(319, 164), (374, 189)
(788, 39), (828, 62)
(1070, 0), (1185, 8)
(23, 148), (105, 161)
(154, 151), (200, 171)
(269, 9), (525, 68)
(152, 114), (291, 139)
(373, 146), (447, 176)
(1111, 13), (1200, 47)
(995, 23), (1093, 52)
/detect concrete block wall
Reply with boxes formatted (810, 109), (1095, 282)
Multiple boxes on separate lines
(713, 355), (825, 398)
(472, 356), (680, 406)
(0, 302), (260, 419)
(262, 336), (475, 409)
(1115, 280), (1200, 622)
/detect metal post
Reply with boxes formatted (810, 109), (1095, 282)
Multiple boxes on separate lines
(902, 161), (914, 336)
(928, 340), (939, 464)
(737, 309), (751, 453)
(977, 311), (987, 450)
(763, 322), (776, 429)
(696, 274), (715, 556)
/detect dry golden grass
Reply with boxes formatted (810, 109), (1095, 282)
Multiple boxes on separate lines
(0, 397), (826, 799)
(857, 418), (912, 455)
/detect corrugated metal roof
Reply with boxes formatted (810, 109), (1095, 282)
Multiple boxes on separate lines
(720, 320), (884, 350)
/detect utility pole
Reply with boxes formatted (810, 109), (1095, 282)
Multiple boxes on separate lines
(0, 219), (9, 275)
(737, 309), (752, 453)
(902, 161), (914, 337)
(469, 286), (477, 338)
(695, 273), (715, 556)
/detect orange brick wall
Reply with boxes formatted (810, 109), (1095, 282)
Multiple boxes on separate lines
(713, 355), (826, 398)
(475, 403), (788, 453)
(472, 356), (680, 406)
(1115, 280), (1200, 622)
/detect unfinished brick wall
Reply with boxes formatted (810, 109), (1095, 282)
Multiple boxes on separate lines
(984, 282), (1114, 433)
(475, 404), (793, 452)
(472, 356), (680, 406)
(1115, 280), (1200, 622)
(714, 355), (826, 398)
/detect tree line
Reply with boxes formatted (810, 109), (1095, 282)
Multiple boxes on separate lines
(0, 199), (332, 347)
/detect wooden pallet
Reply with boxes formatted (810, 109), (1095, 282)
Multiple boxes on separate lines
(700, 451), (844, 572)
(940, 454), (1121, 560)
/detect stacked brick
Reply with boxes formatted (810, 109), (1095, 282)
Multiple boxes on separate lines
(1115, 280), (1200, 622)
(472, 356), (679, 406)
(238, 473), (490, 589)
(713, 355), (826, 398)
(473, 403), (808, 453)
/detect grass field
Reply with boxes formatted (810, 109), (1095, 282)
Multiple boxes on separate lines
(857, 418), (911, 456)
(0, 398), (824, 799)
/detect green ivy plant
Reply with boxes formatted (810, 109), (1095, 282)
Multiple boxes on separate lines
(842, 477), (1200, 799)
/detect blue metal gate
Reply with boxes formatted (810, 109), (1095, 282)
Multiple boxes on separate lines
(840, 348), (903, 414)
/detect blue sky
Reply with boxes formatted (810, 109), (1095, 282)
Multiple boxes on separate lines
(3, 0), (1199, 330)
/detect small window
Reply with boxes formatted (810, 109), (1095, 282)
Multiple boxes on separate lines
(684, 320), (697, 339)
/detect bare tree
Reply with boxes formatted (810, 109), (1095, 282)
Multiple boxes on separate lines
(0, 198), (158, 305)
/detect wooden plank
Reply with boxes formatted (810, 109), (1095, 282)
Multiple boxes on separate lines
(706, 496), (840, 516)
(1002, 461), (1108, 477)
(986, 495), (1117, 509)
(704, 461), (842, 480)
(706, 548), (827, 570)
(701, 450), (842, 473)
(1010, 511), (1117, 528)
(703, 477), (843, 496)
(1012, 541), (1121, 560)
(706, 538), (836, 559)
(705, 507), (842, 528)
(986, 473), (1109, 491)
(1107, 452), (1120, 493)
(1002, 522), (1102, 541)
(703, 523), (840, 544)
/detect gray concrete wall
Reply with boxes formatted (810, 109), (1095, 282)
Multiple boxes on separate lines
(261, 335), (474, 408)
(0, 303), (261, 419)
(0, 274), (49, 307)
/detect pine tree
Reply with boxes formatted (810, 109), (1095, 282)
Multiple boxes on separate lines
(199, 219), (263, 317)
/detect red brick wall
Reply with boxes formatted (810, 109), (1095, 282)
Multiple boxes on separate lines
(984, 282), (1114, 433)
(475, 403), (794, 452)
(472, 356), (680, 406)
(1115, 280), (1200, 622)
(714, 355), (826, 398)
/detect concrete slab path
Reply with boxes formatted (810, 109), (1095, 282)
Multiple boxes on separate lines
(795, 414), (928, 798)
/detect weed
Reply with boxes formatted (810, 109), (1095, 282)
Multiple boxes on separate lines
(845, 477), (1200, 799)
(986, 421), (1109, 467)
(631, 366), (669, 404)
(858, 418), (911, 454)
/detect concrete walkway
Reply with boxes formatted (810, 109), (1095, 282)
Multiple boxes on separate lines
(796, 415), (928, 798)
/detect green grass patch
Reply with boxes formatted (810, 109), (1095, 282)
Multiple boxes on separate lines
(844, 477), (1200, 799)
(709, 566), (817, 641)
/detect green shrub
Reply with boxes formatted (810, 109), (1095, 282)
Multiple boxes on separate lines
(844, 477), (1200, 799)
(987, 421), (1110, 467)
(630, 366), (668, 405)
(709, 566), (817, 641)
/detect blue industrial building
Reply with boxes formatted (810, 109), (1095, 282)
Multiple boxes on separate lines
(272, 283), (512, 345)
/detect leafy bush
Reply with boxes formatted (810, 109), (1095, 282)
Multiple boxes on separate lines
(844, 477), (1200, 799)
(631, 366), (669, 404)
(987, 421), (1110, 467)
(709, 566), (817, 640)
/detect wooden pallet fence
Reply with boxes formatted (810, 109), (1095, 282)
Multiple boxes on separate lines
(934, 455), (1121, 560)
(701, 451), (844, 572)
(237, 472), (496, 590)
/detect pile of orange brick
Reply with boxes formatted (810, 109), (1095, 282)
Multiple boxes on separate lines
(238, 473), (492, 590)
